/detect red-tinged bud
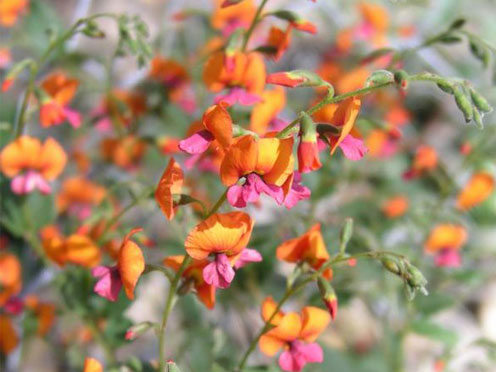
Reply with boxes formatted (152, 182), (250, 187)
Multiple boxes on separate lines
(460, 142), (472, 155)
(125, 321), (155, 341)
(221, 0), (244, 7)
(224, 29), (244, 72)
(347, 258), (357, 267)
(293, 20), (317, 34)
(317, 277), (338, 321)
(394, 70), (409, 90)
(267, 70), (327, 88)
(434, 359), (445, 372)
(298, 112), (321, 173)
(166, 360), (182, 372)
(1, 78), (13, 92)
(125, 330), (135, 340)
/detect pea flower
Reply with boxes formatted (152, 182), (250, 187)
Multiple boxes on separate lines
(92, 228), (145, 301)
(0, 252), (22, 307)
(83, 357), (103, 372)
(184, 212), (260, 289)
(424, 224), (467, 267)
(250, 87), (286, 135)
(163, 255), (216, 309)
(276, 223), (333, 279)
(57, 177), (106, 220)
(259, 297), (330, 372)
(456, 172), (494, 211)
(211, 0), (256, 36)
(0, 136), (67, 195)
(155, 157), (184, 220)
(220, 135), (295, 208)
(0, 0), (29, 27)
(403, 145), (438, 179)
(39, 72), (82, 128)
(23, 295), (55, 336)
(381, 195), (409, 218)
(203, 51), (265, 106)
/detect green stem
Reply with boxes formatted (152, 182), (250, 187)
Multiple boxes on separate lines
(275, 81), (393, 139)
(242, 0), (269, 51)
(205, 188), (229, 218)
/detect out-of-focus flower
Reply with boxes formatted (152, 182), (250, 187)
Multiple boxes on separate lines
(424, 224), (467, 267)
(0, 0), (29, 27)
(381, 195), (409, 218)
(259, 297), (330, 372)
(0, 136), (67, 195)
(100, 136), (147, 170)
(164, 255), (216, 309)
(456, 172), (494, 211)
(250, 87), (286, 134)
(92, 228), (145, 301)
(0, 252), (21, 306)
(41, 225), (101, 267)
(0, 48), (11, 69)
(276, 224), (333, 279)
(403, 145), (438, 179)
(0, 314), (18, 354)
(203, 51), (265, 106)
(39, 72), (81, 128)
(314, 97), (366, 161)
(23, 295), (55, 336)
(365, 128), (400, 158)
(211, 0), (256, 36)
(155, 157), (184, 220)
(83, 357), (103, 372)
(220, 135), (294, 208)
(57, 177), (106, 220)
(184, 212), (258, 289)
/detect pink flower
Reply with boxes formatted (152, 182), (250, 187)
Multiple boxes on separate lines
(434, 249), (461, 268)
(227, 173), (284, 208)
(279, 341), (324, 372)
(203, 253), (235, 289)
(214, 87), (262, 106)
(338, 135), (368, 161)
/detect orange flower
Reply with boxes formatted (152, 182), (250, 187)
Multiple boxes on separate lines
(101, 136), (147, 169)
(424, 224), (467, 267)
(83, 357), (103, 372)
(276, 224), (332, 279)
(24, 295), (55, 336)
(39, 72), (81, 128)
(203, 51), (265, 105)
(211, 0), (256, 33)
(0, 252), (22, 306)
(94, 90), (146, 132)
(163, 255), (216, 309)
(382, 195), (409, 218)
(92, 228), (145, 301)
(41, 225), (101, 268)
(220, 135), (294, 207)
(0, 136), (67, 194)
(456, 172), (494, 211)
(0, 314), (18, 354)
(404, 145), (438, 179)
(250, 87), (286, 135)
(184, 212), (259, 289)
(57, 177), (106, 219)
(0, 0), (28, 27)
(266, 26), (292, 61)
(155, 157), (184, 220)
(259, 297), (330, 371)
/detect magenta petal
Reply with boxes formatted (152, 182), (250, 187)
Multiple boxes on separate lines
(203, 254), (235, 289)
(92, 266), (122, 302)
(298, 342), (324, 363)
(248, 174), (284, 204)
(284, 173), (311, 209)
(234, 248), (262, 269)
(11, 171), (52, 195)
(63, 107), (82, 128)
(95, 117), (113, 133)
(434, 249), (461, 268)
(4, 297), (24, 315)
(178, 130), (214, 154)
(338, 135), (368, 161)
(279, 350), (299, 372)
(214, 88), (262, 106)
(227, 184), (248, 208)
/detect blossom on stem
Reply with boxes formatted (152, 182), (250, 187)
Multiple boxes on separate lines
(424, 224), (467, 268)
(155, 157), (184, 220)
(57, 177), (106, 220)
(456, 172), (494, 211)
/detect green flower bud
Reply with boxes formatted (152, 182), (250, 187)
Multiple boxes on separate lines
(366, 70), (394, 87)
(339, 218), (353, 254)
(381, 257), (401, 275)
(469, 88), (493, 114)
(453, 85), (474, 123)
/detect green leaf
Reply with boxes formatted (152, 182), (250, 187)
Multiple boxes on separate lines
(410, 319), (458, 347)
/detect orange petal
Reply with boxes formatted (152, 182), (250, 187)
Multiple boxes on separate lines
(0, 315), (18, 354)
(163, 255), (186, 272)
(155, 157), (184, 220)
(424, 224), (467, 253)
(250, 87), (286, 134)
(256, 137), (294, 186)
(184, 212), (254, 260)
(83, 357), (103, 372)
(259, 334), (285, 357)
(118, 229), (145, 300)
(41, 72), (78, 105)
(243, 52), (266, 94)
(330, 97), (361, 154)
(0, 136), (41, 177)
(203, 103), (233, 150)
(456, 173), (494, 211)
(299, 306), (330, 342)
(270, 312), (302, 341)
(0, 252), (22, 306)
(195, 281), (216, 309)
(64, 234), (101, 268)
(261, 296), (284, 325)
(220, 135), (258, 186)
(39, 138), (67, 180)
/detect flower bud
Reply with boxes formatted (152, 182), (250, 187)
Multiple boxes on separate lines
(366, 70), (394, 87)
(393, 70), (409, 90)
(125, 321), (155, 341)
(267, 70), (328, 88)
(406, 264), (428, 295)
(2, 58), (33, 92)
(472, 107), (483, 129)
(317, 277), (338, 320)
(469, 88), (492, 114)
(297, 112), (321, 173)
(339, 218), (353, 254)
(166, 360), (182, 372)
(270, 10), (317, 34)
(453, 85), (473, 123)
(381, 257), (401, 275)
(436, 81), (454, 95)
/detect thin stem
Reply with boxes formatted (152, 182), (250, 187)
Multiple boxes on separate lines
(276, 81), (393, 139)
(205, 188), (229, 218)
(158, 255), (192, 371)
(242, 0), (269, 51)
